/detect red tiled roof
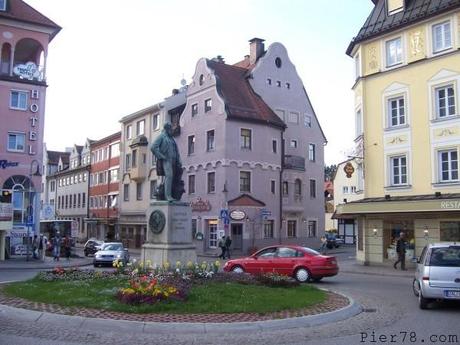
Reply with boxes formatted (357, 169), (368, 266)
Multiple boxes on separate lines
(206, 60), (285, 129)
(228, 194), (266, 207)
(0, 0), (61, 40)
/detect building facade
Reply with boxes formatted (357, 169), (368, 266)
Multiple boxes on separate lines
(337, 0), (460, 265)
(86, 132), (120, 241)
(178, 38), (326, 256)
(0, 0), (60, 259)
(118, 90), (186, 248)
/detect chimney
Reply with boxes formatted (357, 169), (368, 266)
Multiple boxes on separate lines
(211, 55), (225, 63)
(249, 38), (265, 65)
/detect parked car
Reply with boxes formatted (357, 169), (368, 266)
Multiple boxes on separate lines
(413, 242), (460, 309)
(84, 239), (104, 257)
(93, 242), (129, 267)
(223, 245), (339, 282)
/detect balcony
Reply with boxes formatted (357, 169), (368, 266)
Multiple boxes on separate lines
(283, 155), (305, 171)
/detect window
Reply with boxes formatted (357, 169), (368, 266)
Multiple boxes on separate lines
(7, 132), (25, 152)
(192, 219), (197, 238)
(272, 139), (277, 153)
(191, 103), (198, 117)
(50, 181), (56, 192)
(267, 78), (272, 85)
(188, 175), (195, 194)
(390, 156), (407, 185)
(82, 193), (86, 208)
(275, 57), (282, 68)
(136, 120), (145, 136)
(0, 0), (6, 11)
(151, 152), (156, 166)
(438, 149), (458, 182)
(308, 220), (317, 237)
(388, 96), (405, 127)
(199, 74), (204, 86)
(240, 128), (252, 150)
(126, 125), (132, 140)
(310, 179), (316, 198)
(355, 110), (363, 137)
(204, 99), (212, 112)
(290, 140), (298, 148)
(207, 130), (215, 151)
(152, 114), (160, 131)
(432, 21), (452, 53)
(286, 82), (290, 89)
(271, 180), (276, 194)
(288, 112), (299, 124)
(305, 115), (312, 128)
(110, 169), (119, 183)
(435, 84), (456, 118)
(207, 172), (215, 193)
(287, 220), (297, 238)
(351, 186), (357, 193)
(110, 143), (120, 157)
(10, 90), (28, 110)
(440, 222), (460, 241)
(354, 53), (361, 79)
(123, 184), (129, 201)
(282, 181), (288, 196)
(188, 135), (195, 155)
(385, 37), (402, 67)
(240, 171), (251, 192)
(264, 220), (274, 238)
(136, 182), (143, 200)
(276, 80), (281, 87)
(294, 179), (302, 197)
(132, 149), (137, 168)
(387, 0), (404, 15)
(308, 144), (316, 161)
(150, 180), (157, 200)
(208, 220), (218, 248)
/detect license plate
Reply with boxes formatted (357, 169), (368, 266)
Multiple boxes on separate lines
(444, 290), (460, 298)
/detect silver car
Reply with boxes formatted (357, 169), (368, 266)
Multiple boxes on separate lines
(413, 243), (460, 309)
(93, 242), (130, 267)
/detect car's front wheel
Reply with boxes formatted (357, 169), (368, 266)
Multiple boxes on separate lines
(231, 265), (244, 273)
(294, 268), (310, 282)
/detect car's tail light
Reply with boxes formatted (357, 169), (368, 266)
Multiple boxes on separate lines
(422, 276), (429, 281)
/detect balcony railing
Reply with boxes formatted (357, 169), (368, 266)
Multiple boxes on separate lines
(283, 155), (305, 171)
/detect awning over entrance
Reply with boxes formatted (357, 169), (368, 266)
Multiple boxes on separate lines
(336, 193), (460, 216)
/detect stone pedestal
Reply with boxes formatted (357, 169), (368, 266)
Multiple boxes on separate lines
(141, 201), (196, 265)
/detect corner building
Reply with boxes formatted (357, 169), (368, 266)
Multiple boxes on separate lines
(337, 0), (460, 265)
(178, 38), (326, 256)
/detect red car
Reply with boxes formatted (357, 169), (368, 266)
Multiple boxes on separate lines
(223, 245), (339, 282)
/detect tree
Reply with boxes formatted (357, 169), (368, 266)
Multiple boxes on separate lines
(324, 164), (337, 181)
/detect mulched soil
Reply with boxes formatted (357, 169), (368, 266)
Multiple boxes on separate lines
(0, 288), (349, 323)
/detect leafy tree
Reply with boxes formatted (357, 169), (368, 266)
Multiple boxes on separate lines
(324, 164), (337, 181)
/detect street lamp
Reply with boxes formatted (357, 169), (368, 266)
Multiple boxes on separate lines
(26, 160), (41, 261)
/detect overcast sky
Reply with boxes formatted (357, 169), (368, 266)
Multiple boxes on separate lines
(26, 0), (373, 165)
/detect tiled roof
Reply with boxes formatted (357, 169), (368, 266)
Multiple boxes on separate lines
(0, 0), (61, 40)
(206, 60), (286, 129)
(228, 194), (266, 207)
(346, 0), (460, 56)
(47, 150), (69, 165)
(348, 193), (460, 204)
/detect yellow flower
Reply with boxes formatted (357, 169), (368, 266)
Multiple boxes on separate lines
(175, 261), (181, 268)
(214, 260), (221, 267)
(163, 261), (170, 269)
(186, 261), (193, 268)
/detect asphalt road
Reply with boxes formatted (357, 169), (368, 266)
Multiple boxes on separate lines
(0, 248), (459, 345)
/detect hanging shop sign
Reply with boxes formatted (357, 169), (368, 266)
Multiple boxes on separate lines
(230, 210), (246, 220)
(0, 160), (19, 169)
(13, 61), (41, 81)
(344, 162), (355, 178)
(191, 198), (211, 212)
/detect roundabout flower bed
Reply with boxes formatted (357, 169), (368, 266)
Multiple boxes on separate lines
(1, 260), (339, 317)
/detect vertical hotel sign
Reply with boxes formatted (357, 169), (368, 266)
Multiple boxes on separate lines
(0, 203), (13, 230)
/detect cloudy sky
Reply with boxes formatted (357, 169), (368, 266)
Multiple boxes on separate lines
(26, 0), (373, 164)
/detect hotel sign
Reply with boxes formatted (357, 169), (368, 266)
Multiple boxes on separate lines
(13, 62), (41, 81)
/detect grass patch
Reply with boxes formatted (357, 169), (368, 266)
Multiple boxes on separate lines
(3, 278), (325, 314)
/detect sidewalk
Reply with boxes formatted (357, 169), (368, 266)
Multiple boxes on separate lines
(338, 259), (415, 278)
(0, 255), (93, 270)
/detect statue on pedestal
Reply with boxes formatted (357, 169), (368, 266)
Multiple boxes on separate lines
(151, 123), (185, 202)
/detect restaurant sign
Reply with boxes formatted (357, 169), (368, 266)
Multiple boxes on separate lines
(0, 160), (19, 169)
(191, 198), (211, 212)
(13, 62), (41, 81)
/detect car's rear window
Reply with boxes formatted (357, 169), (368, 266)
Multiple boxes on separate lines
(301, 247), (320, 256)
(429, 246), (460, 267)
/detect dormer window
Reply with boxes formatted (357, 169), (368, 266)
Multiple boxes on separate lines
(0, 0), (6, 11)
(387, 0), (404, 15)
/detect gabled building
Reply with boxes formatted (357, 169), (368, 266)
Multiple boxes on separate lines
(337, 0), (460, 265)
(178, 38), (327, 255)
(0, 0), (60, 259)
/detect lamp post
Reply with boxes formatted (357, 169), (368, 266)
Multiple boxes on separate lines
(26, 160), (41, 261)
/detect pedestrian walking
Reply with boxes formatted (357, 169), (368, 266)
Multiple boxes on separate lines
(38, 235), (45, 261)
(218, 236), (226, 259)
(224, 236), (232, 259)
(63, 235), (71, 261)
(53, 232), (61, 261)
(319, 235), (327, 254)
(32, 235), (39, 259)
(393, 232), (407, 270)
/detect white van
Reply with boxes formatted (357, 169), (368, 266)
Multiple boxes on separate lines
(413, 243), (460, 309)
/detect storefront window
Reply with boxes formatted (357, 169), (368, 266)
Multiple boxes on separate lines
(440, 222), (460, 241)
(264, 220), (274, 238)
(208, 220), (218, 248)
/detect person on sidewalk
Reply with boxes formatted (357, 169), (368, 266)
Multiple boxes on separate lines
(393, 232), (407, 270)
(224, 236), (232, 259)
(218, 236), (226, 259)
(53, 232), (61, 261)
(63, 235), (71, 261)
(38, 235), (44, 261)
(32, 235), (39, 259)
(319, 236), (327, 254)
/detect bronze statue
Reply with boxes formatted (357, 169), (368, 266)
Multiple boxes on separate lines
(151, 123), (185, 201)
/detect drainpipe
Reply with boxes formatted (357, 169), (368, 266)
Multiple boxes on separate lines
(279, 130), (285, 244)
